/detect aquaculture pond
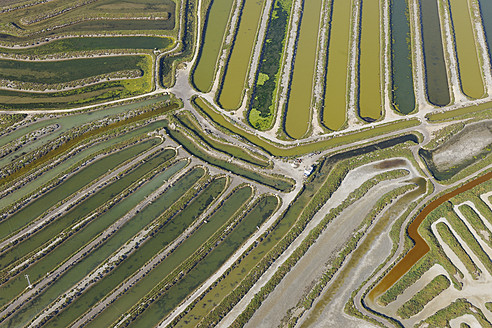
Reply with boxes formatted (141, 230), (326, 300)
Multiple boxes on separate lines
(323, 0), (353, 131)
(192, 0), (235, 92)
(0, 167), (205, 328)
(1, 36), (174, 55)
(391, 0), (416, 114)
(218, 0), (266, 110)
(359, 0), (382, 121)
(0, 139), (160, 241)
(0, 56), (146, 84)
(449, 0), (485, 99)
(285, 0), (324, 139)
(84, 185), (253, 328)
(478, 0), (492, 66)
(419, 0), (450, 106)
(0, 120), (169, 211)
(125, 195), (279, 328)
(42, 176), (228, 328)
(0, 148), (175, 272)
(0, 160), (186, 310)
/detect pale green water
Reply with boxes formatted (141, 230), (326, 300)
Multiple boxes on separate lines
(0, 148), (176, 271)
(0, 139), (160, 241)
(0, 120), (168, 211)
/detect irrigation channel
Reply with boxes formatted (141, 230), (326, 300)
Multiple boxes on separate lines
(0, 166), (205, 327)
(390, 0), (415, 114)
(419, 0), (450, 107)
(369, 170), (492, 300)
(192, 0), (235, 92)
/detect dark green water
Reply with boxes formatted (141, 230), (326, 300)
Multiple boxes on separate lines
(419, 0), (450, 106)
(85, 185), (253, 328)
(0, 148), (175, 272)
(0, 161), (186, 312)
(391, 0), (416, 114)
(126, 195), (279, 328)
(0, 168), (205, 328)
(478, 0), (492, 66)
(44, 177), (234, 328)
(0, 139), (159, 240)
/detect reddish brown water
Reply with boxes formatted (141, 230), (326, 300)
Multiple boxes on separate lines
(369, 171), (492, 300)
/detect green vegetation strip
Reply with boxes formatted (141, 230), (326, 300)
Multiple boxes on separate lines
(459, 204), (492, 247)
(448, 0), (485, 99)
(0, 167), (206, 327)
(218, 0), (266, 110)
(0, 37), (173, 55)
(42, 176), (228, 328)
(284, 0), (323, 139)
(84, 185), (253, 328)
(195, 97), (419, 156)
(248, 0), (291, 130)
(165, 125), (294, 192)
(0, 139), (159, 242)
(436, 222), (481, 279)
(397, 274), (450, 319)
(359, 0), (382, 121)
(0, 102), (178, 187)
(175, 112), (270, 167)
(123, 195), (279, 328)
(192, 0), (235, 92)
(322, 0), (353, 131)
(0, 148), (175, 278)
(422, 298), (492, 327)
